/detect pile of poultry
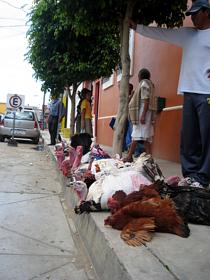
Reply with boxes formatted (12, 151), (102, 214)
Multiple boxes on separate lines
(82, 154), (210, 246)
(54, 135), (210, 247)
(105, 184), (190, 246)
(105, 156), (210, 246)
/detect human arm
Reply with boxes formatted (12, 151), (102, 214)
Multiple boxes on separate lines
(140, 99), (149, 125)
(59, 102), (66, 123)
(140, 81), (150, 125)
(136, 24), (188, 47)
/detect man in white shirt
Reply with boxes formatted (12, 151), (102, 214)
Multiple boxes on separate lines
(131, 0), (210, 188)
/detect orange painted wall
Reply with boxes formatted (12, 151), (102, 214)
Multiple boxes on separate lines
(133, 33), (184, 162)
(93, 73), (119, 146)
(94, 14), (193, 162)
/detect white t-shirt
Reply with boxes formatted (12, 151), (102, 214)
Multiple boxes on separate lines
(136, 25), (210, 94)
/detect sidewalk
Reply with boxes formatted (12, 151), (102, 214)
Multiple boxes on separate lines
(42, 130), (210, 280)
(0, 140), (96, 280)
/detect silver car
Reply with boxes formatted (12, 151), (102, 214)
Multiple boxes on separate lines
(0, 109), (40, 143)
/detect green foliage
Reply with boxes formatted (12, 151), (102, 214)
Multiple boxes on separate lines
(27, 0), (188, 93)
(26, 0), (120, 93)
(132, 0), (188, 28)
(60, 0), (187, 35)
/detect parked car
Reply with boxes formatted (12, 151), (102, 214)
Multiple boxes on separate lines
(0, 114), (4, 123)
(0, 109), (40, 143)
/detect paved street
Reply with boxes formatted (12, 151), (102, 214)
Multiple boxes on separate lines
(0, 141), (96, 280)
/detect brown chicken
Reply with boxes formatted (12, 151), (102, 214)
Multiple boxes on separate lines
(107, 183), (160, 214)
(105, 196), (190, 246)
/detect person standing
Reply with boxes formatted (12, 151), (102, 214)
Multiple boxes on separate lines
(48, 95), (65, 145)
(75, 91), (85, 134)
(123, 68), (155, 162)
(130, 0), (210, 188)
(123, 83), (134, 151)
(80, 88), (93, 136)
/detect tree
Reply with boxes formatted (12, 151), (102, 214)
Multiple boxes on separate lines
(26, 0), (120, 136)
(59, 0), (188, 154)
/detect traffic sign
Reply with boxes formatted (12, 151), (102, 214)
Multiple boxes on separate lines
(7, 94), (25, 109)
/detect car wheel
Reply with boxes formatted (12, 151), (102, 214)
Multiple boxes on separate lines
(33, 137), (39, 144)
(0, 136), (5, 142)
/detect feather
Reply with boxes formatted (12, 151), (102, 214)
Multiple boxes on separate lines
(121, 217), (155, 246)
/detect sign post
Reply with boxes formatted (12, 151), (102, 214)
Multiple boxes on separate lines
(6, 94), (25, 147)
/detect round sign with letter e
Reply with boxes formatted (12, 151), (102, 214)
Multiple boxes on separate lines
(7, 94), (25, 109)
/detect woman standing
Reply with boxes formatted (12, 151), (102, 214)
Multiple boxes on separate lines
(80, 88), (93, 136)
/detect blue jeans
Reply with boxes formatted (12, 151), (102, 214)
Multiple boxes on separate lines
(181, 93), (210, 186)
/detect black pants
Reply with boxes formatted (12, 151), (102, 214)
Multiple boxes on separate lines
(181, 93), (210, 186)
(48, 115), (58, 145)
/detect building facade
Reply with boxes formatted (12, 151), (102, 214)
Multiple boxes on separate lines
(91, 16), (192, 163)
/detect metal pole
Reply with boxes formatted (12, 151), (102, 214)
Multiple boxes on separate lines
(8, 110), (17, 146)
(12, 111), (16, 141)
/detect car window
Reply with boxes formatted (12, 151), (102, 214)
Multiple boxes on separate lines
(5, 111), (35, 121)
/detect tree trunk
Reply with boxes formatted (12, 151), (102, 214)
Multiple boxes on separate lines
(112, 1), (134, 156)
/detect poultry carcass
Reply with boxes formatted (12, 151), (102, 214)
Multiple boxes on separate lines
(54, 142), (65, 170)
(107, 183), (160, 214)
(61, 146), (77, 176)
(75, 200), (102, 214)
(158, 183), (210, 225)
(74, 169), (152, 214)
(138, 154), (210, 225)
(110, 181), (210, 226)
(105, 196), (190, 246)
(72, 146), (83, 171)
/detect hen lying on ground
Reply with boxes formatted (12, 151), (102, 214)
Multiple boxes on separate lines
(159, 183), (210, 225)
(107, 183), (160, 214)
(105, 196), (190, 246)
(108, 181), (210, 226)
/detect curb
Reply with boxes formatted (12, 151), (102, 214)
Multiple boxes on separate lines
(40, 132), (180, 280)
(41, 133), (134, 280)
